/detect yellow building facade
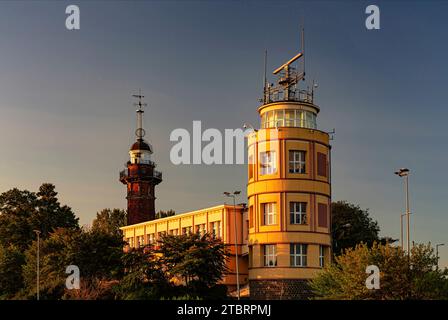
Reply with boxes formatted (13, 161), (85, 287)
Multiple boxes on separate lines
(243, 45), (332, 298)
(120, 44), (332, 300)
(120, 204), (249, 290)
(247, 101), (331, 299)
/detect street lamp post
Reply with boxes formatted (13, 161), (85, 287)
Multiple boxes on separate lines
(395, 168), (411, 256)
(33, 230), (41, 301)
(400, 213), (405, 249)
(436, 243), (445, 271)
(224, 191), (241, 300)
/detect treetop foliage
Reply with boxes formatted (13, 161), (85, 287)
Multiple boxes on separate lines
(0, 183), (79, 250)
(311, 242), (448, 300)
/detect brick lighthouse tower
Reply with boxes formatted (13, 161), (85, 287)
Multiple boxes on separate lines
(119, 92), (162, 225)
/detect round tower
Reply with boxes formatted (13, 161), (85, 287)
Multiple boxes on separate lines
(247, 46), (332, 299)
(120, 92), (162, 225)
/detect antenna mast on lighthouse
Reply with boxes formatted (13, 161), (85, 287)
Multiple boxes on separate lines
(132, 89), (147, 140)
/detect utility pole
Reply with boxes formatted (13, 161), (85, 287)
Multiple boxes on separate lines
(33, 230), (41, 300)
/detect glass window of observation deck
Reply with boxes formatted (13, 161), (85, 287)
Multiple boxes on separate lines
(261, 109), (316, 129)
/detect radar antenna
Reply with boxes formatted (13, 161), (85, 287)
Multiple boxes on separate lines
(263, 28), (307, 102)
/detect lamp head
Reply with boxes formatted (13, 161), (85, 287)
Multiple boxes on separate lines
(395, 168), (410, 177)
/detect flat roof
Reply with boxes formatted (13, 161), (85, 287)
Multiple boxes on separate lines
(121, 203), (245, 230)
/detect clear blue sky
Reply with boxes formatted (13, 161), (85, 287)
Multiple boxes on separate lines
(0, 1), (447, 266)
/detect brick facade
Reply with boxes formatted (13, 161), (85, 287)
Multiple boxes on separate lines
(249, 279), (314, 300)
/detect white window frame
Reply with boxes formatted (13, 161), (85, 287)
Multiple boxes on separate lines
(264, 244), (277, 267)
(289, 150), (306, 174)
(211, 221), (221, 238)
(290, 243), (308, 267)
(290, 202), (307, 225)
(274, 109), (284, 127)
(319, 245), (325, 268)
(136, 235), (144, 248)
(263, 202), (277, 225)
(260, 151), (277, 175)
(197, 224), (206, 236)
(262, 109), (316, 129)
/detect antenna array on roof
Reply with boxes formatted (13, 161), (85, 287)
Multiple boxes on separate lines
(262, 27), (313, 104)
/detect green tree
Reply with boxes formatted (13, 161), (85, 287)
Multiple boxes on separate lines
(0, 188), (38, 250)
(73, 229), (124, 280)
(311, 242), (448, 300)
(155, 210), (175, 219)
(157, 233), (228, 297)
(0, 184), (79, 250)
(91, 208), (126, 237)
(0, 245), (25, 299)
(332, 201), (391, 255)
(20, 227), (124, 300)
(31, 183), (79, 237)
(116, 248), (169, 300)
(21, 228), (77, 299)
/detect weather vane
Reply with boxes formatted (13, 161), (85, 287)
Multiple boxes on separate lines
(132, 89), (147, 139)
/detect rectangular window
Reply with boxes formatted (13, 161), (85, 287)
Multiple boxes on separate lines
(320, 245), (325, 268)
(136, 235), (144, 248)
(296, 110), (304, 127)
(317, 152), (327, 177)
(290, 202), (307, 225)
(261, 113), (266, 129)
(196, 223), (206, 236)
(149, 233), (155, 244)
(264, 244), (277, 267)
(248, 155), (254, 179)
(210, 221), (221, 238)
(289, 150), (306, 174)
(182, 227), (192, 235)
(266, 111), (274, 128)
(249, 205), (254, 228)
(290, 244), (308, 267)
(263, 203), (277, 225)
(260, 151), (276, 175)
(274, 109), (284, 127)
(285, 110), (295, 127)
(318, 203), (328, 228)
